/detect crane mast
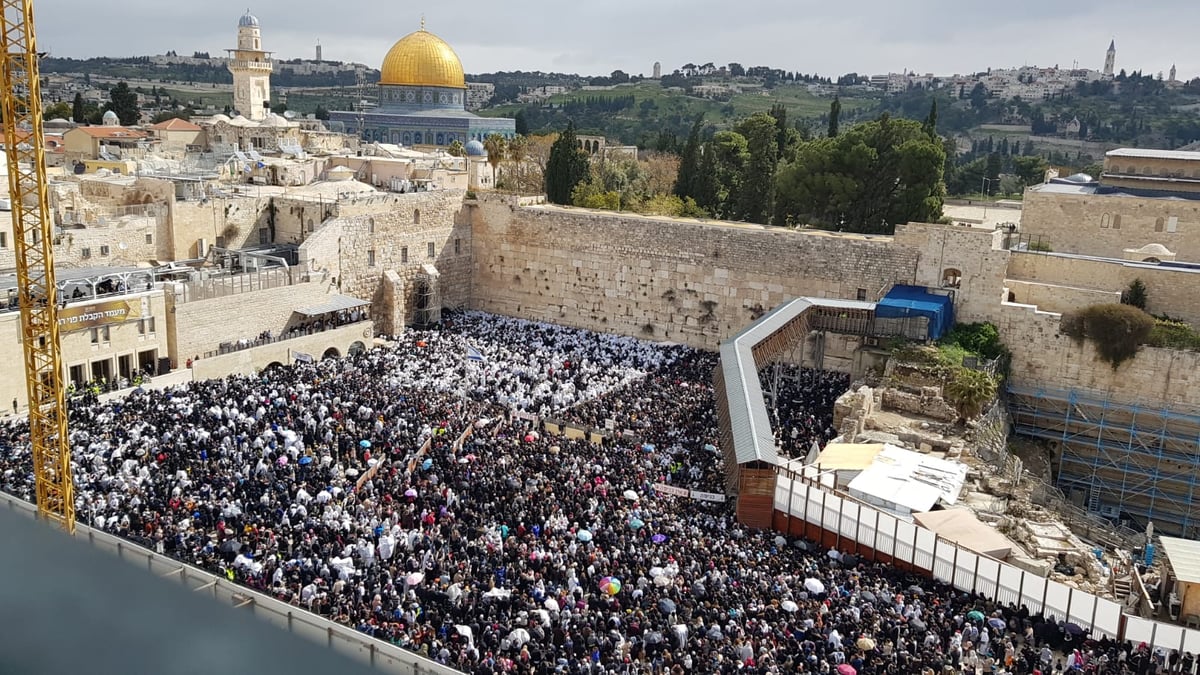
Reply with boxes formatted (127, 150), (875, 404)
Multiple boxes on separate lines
(0, 0), (74, 532)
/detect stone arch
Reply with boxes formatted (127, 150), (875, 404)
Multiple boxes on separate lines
(349, 341), (366, 356)
(413, 209), (420, 225)
(265, 361), (284, 371)
(391, 130), (401, 144)
(436, 132), (445, 145)
(403, 132), (412, 145)
(1143, 257), (1162, 264)
(413, 132), (423, 144)
(322, 347), (340, 360)
(941, 268), (962, 288)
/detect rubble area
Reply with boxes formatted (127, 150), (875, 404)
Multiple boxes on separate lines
(831, 356), (1130, 602)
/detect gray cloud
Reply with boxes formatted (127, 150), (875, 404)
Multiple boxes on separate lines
(34, 0), (1196, 80)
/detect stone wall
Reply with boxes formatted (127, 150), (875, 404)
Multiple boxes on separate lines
(190, 322), (373, 380)
(1003, 279), (1121, 316)
(169, 194), (267, 260)
(892, 222), (1010, 324)
(297, 189), (470, 334)
(169, 280), (334, 366)
(1007, 252), (1200, 325)
(1022, 189), (1200, 261)
(469, 197), (919, 349)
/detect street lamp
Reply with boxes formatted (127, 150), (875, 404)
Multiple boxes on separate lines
(981, 177), (995, 221)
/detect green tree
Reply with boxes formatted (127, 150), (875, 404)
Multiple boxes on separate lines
(1122, 278), (1148, 310)
(1011, 155), (1048, 187)
(514, 109), (529, 136)
(774, 114), (945, 233)
(733, 113), (779, 224)
(106, 81), (139, 125)
(314, 105), (330, 121)
(71, 92), (85, 123)
(693, 142), (719, 215)
(483, 133), (508, 188)
(943, 368), (998, 420)
(43, 101), (71, 120)
(447, 139), (466, 157)
(673, 116), (704, 200)
(827, 96), (841, 137)
(922, 99), (938, 138)
(705, 131), (749, 219)
(544, 121), (590, 204)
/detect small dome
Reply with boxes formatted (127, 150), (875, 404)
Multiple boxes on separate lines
(1135, 243), (1172, 255)
(1063, 172), (1094, 184)
(261, 112), (288, 127)
(210, 113), (231, 123)
(101, 110), (120, 126)
(465, 140), (485, 156)
(239, 11), (259, 27)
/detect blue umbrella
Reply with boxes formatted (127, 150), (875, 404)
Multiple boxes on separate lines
(641, 443), (655, 452)
(577, 530), (593, 542)
(421, 458), (433, 471)
(628, 518), (645, 530)
(652, 534), (667, 544)
(359, 440), (371, 448)
(298, 456), (313, 466)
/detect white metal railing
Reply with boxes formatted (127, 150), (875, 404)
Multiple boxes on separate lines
(0, 491), (461, 675)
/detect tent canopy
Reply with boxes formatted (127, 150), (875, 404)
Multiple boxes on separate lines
(875, 285), (954, 340)
(295, 294), (369, 317)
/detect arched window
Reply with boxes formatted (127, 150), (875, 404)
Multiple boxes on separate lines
(1112, 214), (1122, 229)
(941, 268), (962, 289)
(413, 209), (421, 225)
(1100, 214), (1111, 228)
(1155, 217), (1165, 232)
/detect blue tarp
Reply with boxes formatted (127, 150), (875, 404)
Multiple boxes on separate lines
(876, 285), (954, 340)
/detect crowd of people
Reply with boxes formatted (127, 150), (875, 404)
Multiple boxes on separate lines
(0, 311), (1183, 674)
(760, 366), (850, 460)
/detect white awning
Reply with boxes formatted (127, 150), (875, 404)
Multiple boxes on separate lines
(295, 294), (368, 317)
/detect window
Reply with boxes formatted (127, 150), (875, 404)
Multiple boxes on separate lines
(90, 326), (110, 344)
(367, 249), (376, 267)
(1100, 214), (1111, 229)
(368, 218), (375, 234)
(413, 209), (421, 225)
(138, 317), (156, 335)
(941, 268), (963, 289)
(454, 238), (461, 255)
(1156, 217), (1165, 232)
(1168, 216), (1179, 233)
(81, 247), (91, 259)
(145, 233), (153, 245)
(1112, 214), (1122, 230)
(0, 232), (6, 248)
(856, 288), (867, 301)
(99, 245), (110, 256)
(427, 242), (435, 258)
(215, 236), (226, 249)
(401, 246), (408, 263)
(90, 328), (99, 345)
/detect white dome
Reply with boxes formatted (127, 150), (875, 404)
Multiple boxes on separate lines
(1135, 243), (1172, 255)
(101, 110), (120, 126)
(239, 11), (259, 27)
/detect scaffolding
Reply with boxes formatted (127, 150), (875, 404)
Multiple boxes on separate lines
(1008, 384), (1200, 538)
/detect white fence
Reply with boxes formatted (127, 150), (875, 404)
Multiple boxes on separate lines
(775, 471), (1200, 656)
(0, 491), (460, 675)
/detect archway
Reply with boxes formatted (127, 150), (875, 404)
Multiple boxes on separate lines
(941, 268), (962, 289)
(1143, 257), (1162, 264)
(322, 347), (340, 360)
(265, 361), (284, 371)
(348, 341), (366, 356)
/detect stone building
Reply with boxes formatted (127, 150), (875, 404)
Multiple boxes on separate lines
(329, 22), (515, 147)
(227, 11), (273, 121)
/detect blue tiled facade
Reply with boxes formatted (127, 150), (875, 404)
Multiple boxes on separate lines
(330, 84), (515, 147)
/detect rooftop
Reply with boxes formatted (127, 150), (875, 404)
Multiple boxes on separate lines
(1159, 536), (1200, 585)
(149, 118), (203, 132)
(69, 127), (149, 140)
(1106, 148), (1200, 161)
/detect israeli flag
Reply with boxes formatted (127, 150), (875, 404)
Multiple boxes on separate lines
(465, 344), (485, 362)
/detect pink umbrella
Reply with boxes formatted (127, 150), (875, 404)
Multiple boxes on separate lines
(404, 488), (418, 498)
(837, 665), (857, 675)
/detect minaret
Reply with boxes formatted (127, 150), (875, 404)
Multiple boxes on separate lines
(1169, 64), (1177, 83)
(227, 10), (273, 121)
(1104, 39), (1116, 77)
(315, 39), (322, 63)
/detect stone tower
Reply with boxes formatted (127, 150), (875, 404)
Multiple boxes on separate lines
(227, 10), (272, 121)
(1170, 64), (1177, 83)
(316, 40), (322, 63)
(653, 61), (661, 79)
(1104, 39), (1116, 77)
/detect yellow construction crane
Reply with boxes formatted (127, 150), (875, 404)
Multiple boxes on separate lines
(0, 0), (74, 532)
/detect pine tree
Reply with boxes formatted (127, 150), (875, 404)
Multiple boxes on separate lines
(922, 99), (938, 138)
(674, 116), (704, 199)
(71, 92), (85, 123)
(107, 81), (139, 126)
(514, 109), (529, 136)
(544, 121), (589, 205)
(828, 97), (841, 137)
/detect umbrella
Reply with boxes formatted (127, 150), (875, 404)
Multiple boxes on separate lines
(543, 598), (560, 612)
(405, 572), (424, 586)
(908, 585), (924, 596)
(628, 517), (645, 530)
(644, 631), (664, 645)
(842, 554), (858, 567)
(277, 456), (288, 466)
(641, 443), (655, 452)
(837, 665), (857, 675)
(909, 617), (927, 632)
(703, 443), (716, 452)
(504, 628), (530, 649)
(421, 458), (433, 471)
(482, 588), (511, 599)
(860, 590), (877, 603)
(988, 617), (1007, 630)
(649, 566), (666, 577)
(1065, 622), (1086, 636)
(359, 440), (371, 448)
(651, 534), (668, 544)
(599, 577), (622, 595)
(803, 578), (825, 594)
(577, 529), (593, 542)
(654, 575), (671, 588)
(298, 456), (313, 466)
(773, 535), (787, 547)
(524, 434), (535, 443)
(658, 598), (676, 615)
(404, 488), (418, 498)
(622, 490), (639, 501)
(856, 636), (875, 650)
(457, 457), (469, 464)
(781, 600), (800, 613)
(219, 539), (242, 554)
(967, 610), (985, 622)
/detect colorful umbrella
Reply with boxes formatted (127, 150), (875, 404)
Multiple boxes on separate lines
(421, 458), (433, 471)
(836, 665), (856, 675)
(405, 572), (424, 586)
(577, 529), (593, 542)
(628, 517), (645, 530)
(404, 488), (418, 498)
(298, 456), (313, 465)
(359, 440), (371, 448)
(651, 534), (668, 544)
(599, 577), (622, 595)
(967, 610), (985, 622)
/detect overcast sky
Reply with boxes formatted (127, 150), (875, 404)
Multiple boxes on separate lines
(34, 0), (1195, 81)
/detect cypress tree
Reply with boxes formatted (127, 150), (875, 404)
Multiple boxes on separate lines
(922, 99), (938, 138)
(828, 96), (841, 137)
(544, 121), (589, 205)
(674, 116), (704, 199)
(71, 92), (85, 123)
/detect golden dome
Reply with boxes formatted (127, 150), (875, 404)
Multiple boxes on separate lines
(379, 29), (465, 89)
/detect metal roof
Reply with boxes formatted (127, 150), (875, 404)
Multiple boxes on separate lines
(720, 297), (876, 466)
(1106, 148), (1200, 161)
(1159, 536), (1200, 584)
(294, 294), (369, 316)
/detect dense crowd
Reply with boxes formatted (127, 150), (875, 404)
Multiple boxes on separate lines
(760, 366), (850, 460)
(0, 311), (1185, 674)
